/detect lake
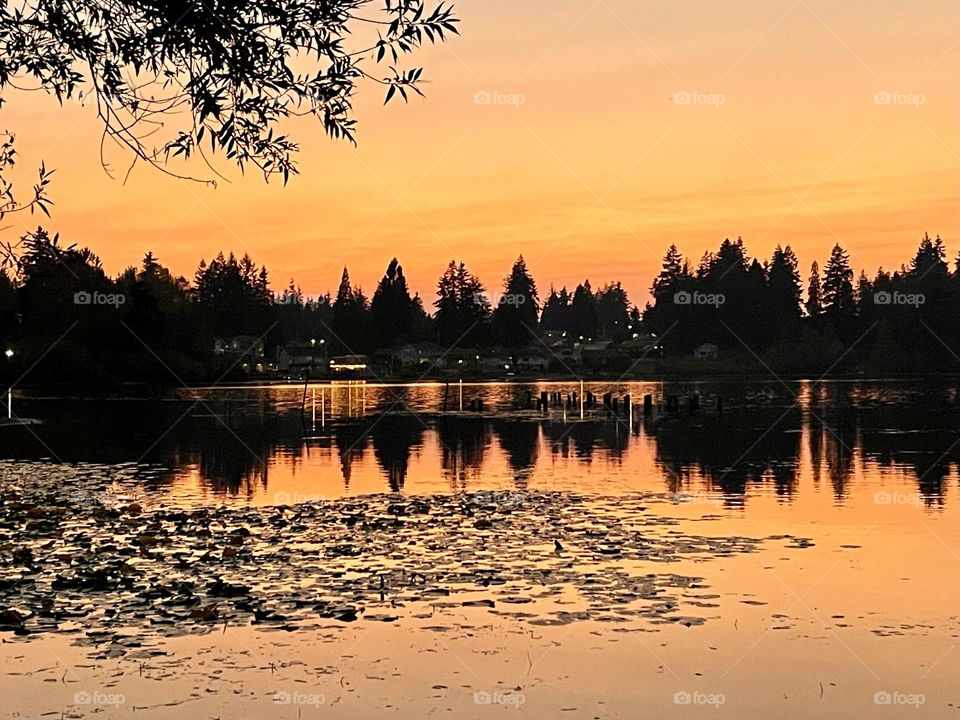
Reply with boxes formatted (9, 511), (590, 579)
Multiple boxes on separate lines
(1, 379), (958, 718)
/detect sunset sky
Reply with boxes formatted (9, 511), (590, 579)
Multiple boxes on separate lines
(3, 0), (958, 304)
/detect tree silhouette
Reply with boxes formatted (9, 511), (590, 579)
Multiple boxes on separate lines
(822, 244), (855, 317)
(490, 255), (539, 347)
(806, 261), (822, 317)
(434, 260), (489, 347)
(596, 282), (631, 340)
(370, 258), (422, 347)
(332, 267), (371, 352)
(569, 280), (599, 339)
(540, 286), (571, 332)
(0, 0), (460, 183)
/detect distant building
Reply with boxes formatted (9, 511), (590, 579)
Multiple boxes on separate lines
(391, 342), (446, 370)
(480, 353), (513, 374)
(277, 341), (326, 375)
(213, 336), (265, 373)
(621, 333), (662, 355)
(694, 343), (719, 360)
(540, 330), (569, 348)
(329, 355), (370, 377)
(515, 352), (551, 373)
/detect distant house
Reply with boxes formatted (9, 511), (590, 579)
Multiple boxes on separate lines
(277, 341), (326, 375)
(391, 342), (446, 370)
(213, 336), (265, 373)
(541, 330), (569, 349)
(515, 352), (551, 373)
(480, 354), (513, 374)
(329, 355), (369, 377)
(621, 333), (662, 355)
(694, 343), (719, 360)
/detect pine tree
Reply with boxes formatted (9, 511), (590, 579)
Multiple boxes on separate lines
(651, 244), (686, 296)
(596, 282), (631, 340)
(434, 260), (489, 346)
(806, 261), (822, 317)
(491, 255), (539, 347)
(569, 280), (599, 339)
(370, 258), (417, 347)
(822, 244), (855, 316)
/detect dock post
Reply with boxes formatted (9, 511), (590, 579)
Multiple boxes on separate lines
(312, 386), (316, 426)
(6, 388), (9, 419)
(459, 379), (463, 411)
(321, 387), (326, 427)
(643, 394), (653, 416)
(579, 380), (584, 419)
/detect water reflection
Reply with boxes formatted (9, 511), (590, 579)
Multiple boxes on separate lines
(1, 380), (957, 506)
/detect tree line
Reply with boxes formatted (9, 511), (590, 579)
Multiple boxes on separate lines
(0, 227), (957, 383)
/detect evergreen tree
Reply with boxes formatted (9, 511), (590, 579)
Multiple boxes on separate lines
(491, 255), (539, 347)
(539, 286), (571, 332)
(651, 244), (686, 296)
(370, 258), (417, 347)
(434, 260), (489, 346)
(822, 244), (855, 316)
(768, 246), (803, 321)
(332, 267), (371, 352)
(596, 282), (631, 340)
(806, 261), (822, 317)
(569, 280), (599, 339)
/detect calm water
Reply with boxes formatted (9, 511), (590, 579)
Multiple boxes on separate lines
(2, 379), (958, 506)
(2, 379), (959, 719)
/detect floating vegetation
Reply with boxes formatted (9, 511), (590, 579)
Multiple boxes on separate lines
(0, 460), (811, 659)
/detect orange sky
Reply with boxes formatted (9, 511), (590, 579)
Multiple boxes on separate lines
(2, 0), (958, 304)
